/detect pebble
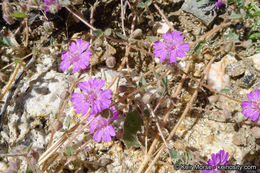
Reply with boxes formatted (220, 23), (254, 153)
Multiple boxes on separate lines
(226, 61), (245, 77)
(154, 20), (173, 34)
(207, 55), (236, 91)
(232, 129), (247, 146)
(239, 70), (256, 88)
(248, 53), (260, 72)
(0, 161), (8, 172)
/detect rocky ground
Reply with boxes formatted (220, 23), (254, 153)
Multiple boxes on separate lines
(0, 0), (259, 172)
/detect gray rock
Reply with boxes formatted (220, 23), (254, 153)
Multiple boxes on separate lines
(226, 61), (245, 77)
(181, 0), (217, 26)
(239, 70), (256, 88)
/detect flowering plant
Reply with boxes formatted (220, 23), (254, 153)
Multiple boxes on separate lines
(241, 89), (260, 121)
(153, 31), (190, 63)
(60, 39), (92, 73)
(88, 106), (119, 142)
(201, 150), (229, 173)
(71, 78), (112, 116)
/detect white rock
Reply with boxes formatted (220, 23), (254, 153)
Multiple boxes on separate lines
(156, 20), (174, 34)
(248, 53), (260, 71)
(0, 162), (8, 172)
(207, 55), (236, 91)
(24, 70), (69, 117)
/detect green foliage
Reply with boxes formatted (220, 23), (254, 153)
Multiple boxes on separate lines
(256, 44), (260, 53)
(66, 146), (73, 156)
(138, 76), (147, 92)
(137, 0), (152, 9)
(115, 32), (128, 40)
(93, 29), (103, 37)
(65, 115), (71, 129)
(153, 71), (168, 96)
(220, 89), (230, 93)
(0, 37), (13, 46)
(50, 36), (55, 45)
(26, 165), (40, 173)
(104, 28), (112, 36)
(183, 151), (193, 163)
(123, 110), (142, 147)
(249, 33), (260, 39)
(193, 40), (206, 55)
(169, 149), (183, 164)
(144, 109), (150, 117)
(11, 12), (26, 18)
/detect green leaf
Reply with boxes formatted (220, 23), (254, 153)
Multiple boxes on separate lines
(144, 109), (150, 117)
(231, 14), (242, 19)
(256, 44), (260, 53)
(138, 76), (147, 91)
(65, 115), (71, 129)
(93, 29), (103, 37)
(55, 113), (58, 119)
(11, 12), (26, 18)
(169, 149), (183, 164)
(145, 0), (152, 7)
(115, 32), (128, 40)
(183, 152), (192, 163)
(26, 165), (39, 173)
(104, 28), (112, 36)
(249, 33), (260, 39)
(153, 71), (168, 95)
(123, 110), (142, 147)
(220, 89), (229, 93)
(161, 75), (168, 95)
(137, 2), (146, 8)
(147, 36), (158, 42)
(50, 36), (55, 45)
(0, 37), (13, 46)
(14, 58), (21, 64)
(66, 146), (73, 156)
(193, 40), (205, 55)
(226, 29), (239, 40)
(252, 11), (260, 17)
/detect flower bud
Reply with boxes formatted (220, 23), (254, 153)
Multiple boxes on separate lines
(106, 56), (116, 68)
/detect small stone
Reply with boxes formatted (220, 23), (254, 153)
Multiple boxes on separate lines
(153, 20), (173, 34)
(248, 53), (260, 72)
(239, 70), (256, 88)
(251, 127), (260, 138)
(106, 56), (116, 68)
(0, 162), (8, 172)
(194, 63), (204, 77)
(232, 132), (247, 146)
(226, 61), (245, 77)
(207, 55), (234, 91)
(142, 93), (152, 104)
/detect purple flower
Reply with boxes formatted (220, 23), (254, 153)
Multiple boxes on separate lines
(201, 150), (229, 173)
(88, 106), (118, 142)
(60, 39), (92, 73)
(216, 0), (223, 7)
(241, 89), (260, 121)
(43, 0), (62, 13)
(71, 78), (112, 115)
(153, 31), (190, 63)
